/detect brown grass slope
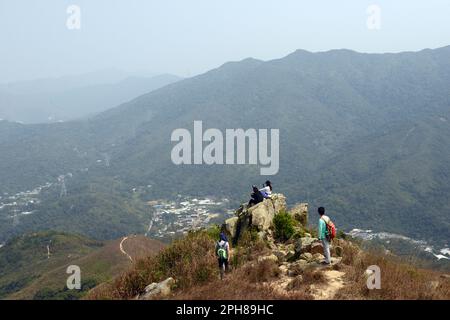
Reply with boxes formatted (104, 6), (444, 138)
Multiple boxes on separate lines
(88, 229), (450, 300)
(9, 235), (164, 300)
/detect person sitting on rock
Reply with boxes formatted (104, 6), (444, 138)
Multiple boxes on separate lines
(215, 232), (230, 280)
(318, 207), (332, 265)
(248, 185), (264, 207)
(259, 180), (272, 198)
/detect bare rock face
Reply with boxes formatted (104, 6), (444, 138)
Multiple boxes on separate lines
(226, 193), (287, 243)
(224, 217), (239, 239)
(289, 203), (309, 227)
(248, 194), (287, 231)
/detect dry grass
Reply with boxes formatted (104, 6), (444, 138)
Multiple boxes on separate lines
(335, 242), (450, 300)
(301, 268), (326, 285)
(244, 260), (280, 283)
(174, 260), (312, 300)
(287, 267), (326, 293)
(88, 230), (450, 301)
(89, 230), (218, 299)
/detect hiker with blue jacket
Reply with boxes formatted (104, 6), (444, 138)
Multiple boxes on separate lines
(216, 232), (230, 280)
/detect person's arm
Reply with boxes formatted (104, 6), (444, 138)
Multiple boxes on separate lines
(226, 242), (231, 261)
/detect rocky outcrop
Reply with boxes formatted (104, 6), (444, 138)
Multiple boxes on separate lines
(288, 203), (308, 226)
(248, 194), (287, 231)
(224, 193), (287, 243)
(224, 217), (239, 239)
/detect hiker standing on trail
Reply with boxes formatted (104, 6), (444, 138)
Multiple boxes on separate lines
(317, 207), (334, 265)
(216, 233), (230, 280)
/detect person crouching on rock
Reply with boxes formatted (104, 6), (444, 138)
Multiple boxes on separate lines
(318, 207), (332, 265)
(248, 185), (264, 207)
(259, 180), (273, 198)
(216, 232), (230, 280)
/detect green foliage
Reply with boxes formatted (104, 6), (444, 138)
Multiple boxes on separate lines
(337, 230), (348, 240)
(206, 225), (221, 241)
(33, 279), (98, 300)
(273, 211), (295, 241)
(1, 46), (450, 251)
(0, 231), (107, 299)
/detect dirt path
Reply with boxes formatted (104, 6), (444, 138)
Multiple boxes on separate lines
(310, 270), (345, 300)
(119, 236), (134, 262)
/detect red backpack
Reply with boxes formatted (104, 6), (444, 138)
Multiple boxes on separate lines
(322, 217), (336, 241)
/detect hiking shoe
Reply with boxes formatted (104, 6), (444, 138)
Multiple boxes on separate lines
(320, 261), (331, 265)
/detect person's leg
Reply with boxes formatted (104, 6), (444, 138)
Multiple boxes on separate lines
(322, 239), (331, 264)
(218, 258), (225, 280)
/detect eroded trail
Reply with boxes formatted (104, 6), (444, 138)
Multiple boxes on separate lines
(310, 270), (345, 300)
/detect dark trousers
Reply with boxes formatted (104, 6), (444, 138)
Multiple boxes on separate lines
(218, 257), (228, 271)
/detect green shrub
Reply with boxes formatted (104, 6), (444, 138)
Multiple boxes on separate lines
(273, 211), (295, 241)
(337, 230), (348, 240)
(206, 225), (221, 240)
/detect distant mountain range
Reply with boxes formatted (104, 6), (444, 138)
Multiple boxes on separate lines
(0, 71), (181, 123)
(0, 46), (449, 247)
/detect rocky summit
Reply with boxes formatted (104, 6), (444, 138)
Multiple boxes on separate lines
(89, 192), (450, 301)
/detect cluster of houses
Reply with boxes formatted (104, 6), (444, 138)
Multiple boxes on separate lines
(0, 182), (53, 222)
(147, 196), (235, 240)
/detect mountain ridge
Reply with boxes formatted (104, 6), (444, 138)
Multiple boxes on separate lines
(0, 45), (449, 246)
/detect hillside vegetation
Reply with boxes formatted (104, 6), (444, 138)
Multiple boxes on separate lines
(1, 46), (450, 246)
(88, 228), (450, 300)
(89, 196), (450, 300)
(0, 232), (164, 299)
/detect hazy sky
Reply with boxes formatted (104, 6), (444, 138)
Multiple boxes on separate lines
(1, 0), (449, 83)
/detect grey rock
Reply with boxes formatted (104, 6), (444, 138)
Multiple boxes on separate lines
(289, 203), (308, 226)
(224, 217), (238, 239)
(140, 277), (175, 299)
(299, 252), (313, 261)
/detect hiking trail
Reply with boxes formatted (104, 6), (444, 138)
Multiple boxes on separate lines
(310, 270), (345, 299)
(120, 236), (134, 262)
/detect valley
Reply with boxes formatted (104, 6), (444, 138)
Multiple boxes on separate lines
(1, 47), (450, 299)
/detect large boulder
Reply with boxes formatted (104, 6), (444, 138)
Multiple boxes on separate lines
(294, 237), (318, 255)
(224, 217), (239, 239)
(247, 194), (286, 231)
(289, 203), (308, 226)
(139, 277), (174, 299)
(230, 193), (287, 243)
